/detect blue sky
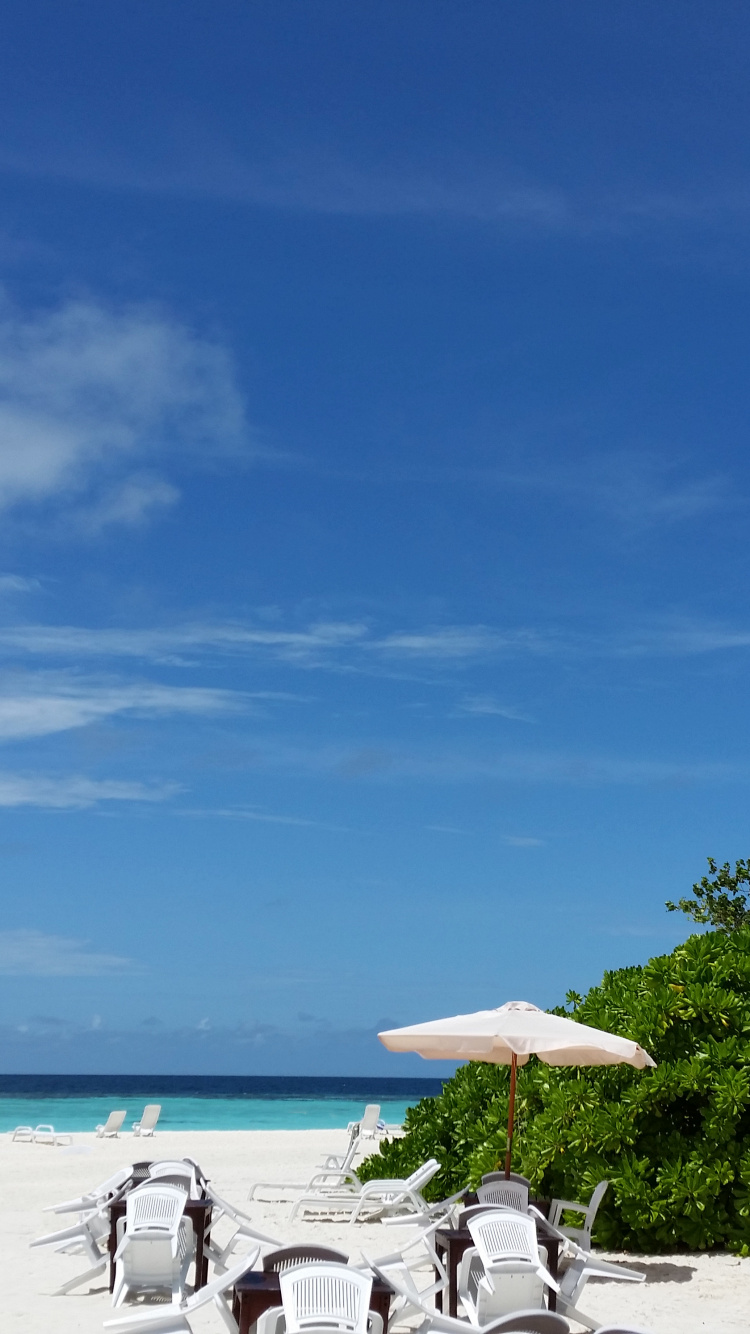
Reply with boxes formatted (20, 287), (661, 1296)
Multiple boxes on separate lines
(0, 2), (748, 1075)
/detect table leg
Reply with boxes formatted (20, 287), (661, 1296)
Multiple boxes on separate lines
(547, 1238), (559, 1313)
(238, 1290), (276, 1334)
(449, 1244), (459, 1318)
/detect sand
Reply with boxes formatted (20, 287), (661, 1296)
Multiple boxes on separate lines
(3, 1129), (749, 1334)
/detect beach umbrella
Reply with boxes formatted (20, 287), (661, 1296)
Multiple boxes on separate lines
(378, 1000), (655, 1177)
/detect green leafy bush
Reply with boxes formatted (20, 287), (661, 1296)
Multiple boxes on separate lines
(359, 928), (750, 1252)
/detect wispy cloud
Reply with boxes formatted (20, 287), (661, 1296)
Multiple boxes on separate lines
(0, 929), (136, 975)
(0, 574), (41, 594)
(503, 835), (544, 847)
(458, 695), (535, 722)
(0, 676), (245, 741)
(0, 296), (250, 527)
(0, 773), (178, 808)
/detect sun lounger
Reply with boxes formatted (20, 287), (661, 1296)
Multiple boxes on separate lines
(97, 1110), (128, 1138)
(133, 1104), (161, 1136)
(33, 1123), (73, 1145)
(12, 1125), (34, 1140)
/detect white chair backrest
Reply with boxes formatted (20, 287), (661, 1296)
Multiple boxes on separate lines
(481, 1172), (531, 1189)
(100, 1110), (127, 1133)
(584, 1179), (609, 1221)
(477, 1180), (529, 1211)
(148, 1160), (199, 1197)
(280, 1261), (373, 1334)
(359, 1105), (381, 1138)
(405, 1159), (440, 1190)
(139, 1104), (161, 1130)
(126, 1184), (186, 1234)
(468, 1210), (539, 1267)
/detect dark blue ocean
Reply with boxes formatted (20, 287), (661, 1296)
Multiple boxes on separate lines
(0, 1074), (443, 1134)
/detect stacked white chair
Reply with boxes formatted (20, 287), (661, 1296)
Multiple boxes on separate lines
(30, 1200), (112, 1294)
(103, 1246), (260, 1334)
(148, 1161), (201, 1198)
(280, 1261), (378, 1334)
(476, 1181), (530, 1213)
(555, 1249), (645, 1331)
(458, 1210), (559, 1325)
(203, 1186), (282, 1272)
(112, 1183), (192, 1307)
(548, 1181), (608, 1251)
(44, 1165), (133, 1215)
(367, 1259), (567, 1334)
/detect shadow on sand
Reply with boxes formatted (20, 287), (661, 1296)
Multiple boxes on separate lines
(591, 1259), (696, 1285)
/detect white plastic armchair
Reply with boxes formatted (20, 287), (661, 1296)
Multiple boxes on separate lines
(481, 1174), (531, 1190)
(102, 1246), (261, 1334)
(148, 1160), (201, 1198)
(44, 1165), (133, 1215)
(97, 1111), (128, 1138)
(547, 1181), (608, 1251)
(359, 1213), (451, 1323)
(476, 1181), (529, 1212)
(556, 1251), (645, 1332)
(204, 1186), (282, 1271)
(458, 1211), (559, 1326)
(365, 1259), (565, 1334)
(133, 1105), (161, 1137)
(30, 1201), (111, 1294)
(112, 1183), (191, 1307)
(281, 1261), (376, 1334)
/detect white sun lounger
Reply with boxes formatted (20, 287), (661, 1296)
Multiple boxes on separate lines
(133, 1105), (162, 1136)
(97, 1110), (128, 1138)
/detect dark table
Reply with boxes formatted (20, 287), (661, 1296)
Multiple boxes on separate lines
(232, 1269), (394, 1334)
(108, 1197), (213, 1293)
(434, 1214), (561, 1315)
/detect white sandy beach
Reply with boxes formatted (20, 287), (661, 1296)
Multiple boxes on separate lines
(4, 1129), (749, 1334)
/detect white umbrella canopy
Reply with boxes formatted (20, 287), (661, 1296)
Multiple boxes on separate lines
(378, 1000), (655, 1176)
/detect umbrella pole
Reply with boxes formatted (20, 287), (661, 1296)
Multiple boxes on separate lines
(504, 1051), (517, 1179)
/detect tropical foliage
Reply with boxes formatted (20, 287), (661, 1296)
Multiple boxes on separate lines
(666, 857), (750, 932)
(359, 928), (750, 1252)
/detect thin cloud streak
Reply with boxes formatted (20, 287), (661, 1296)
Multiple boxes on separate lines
(0, 773), (179, 808)
(0, 677), (247, 741)
(0, 928), (136, 976)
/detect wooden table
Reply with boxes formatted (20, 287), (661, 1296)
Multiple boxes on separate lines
(232, 1270), (394, 1334)
(434, 1216), (561, 1315)
(108, 1197), (213, 1293)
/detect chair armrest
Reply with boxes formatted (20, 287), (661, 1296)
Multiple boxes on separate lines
(551, 1199), (587, 1214)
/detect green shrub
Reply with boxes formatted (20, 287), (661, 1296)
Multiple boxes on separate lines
(359, 928), (750, 1252)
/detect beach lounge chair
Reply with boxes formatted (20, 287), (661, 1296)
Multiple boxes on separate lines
(547, 1181), (608, 1251)
(291, 1158), (444, 1223)
(30, 1123), (73, 1145)
(97, 1110), (128, 1138)
(457, 1210), (560, 1325)
(133, 1105), (162, 1137)
(366, 1259), (566, 1334)
(12, 1124), (34, 1140)
(203, 1186), (282, 1272)
(112, 1183), (192, 1307)
(250, 1124), (365, 1202)
(102, 1246), (260, 1334)
(476, 1181), (530, 1212)
(31, 1201), (111, 1294)
(346, 1104), (381, 1141)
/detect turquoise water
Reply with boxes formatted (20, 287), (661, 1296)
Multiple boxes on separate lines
(0, 1075), (443, 1134)
(0, 1094), (414, 1134)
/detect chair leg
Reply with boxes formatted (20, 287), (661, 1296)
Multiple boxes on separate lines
(55, 1258), (107, 1295)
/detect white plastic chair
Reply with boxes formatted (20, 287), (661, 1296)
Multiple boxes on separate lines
(133, 1105), (162, 1137)
(476, 1181), (529, 1212)
(112, 1183), (192, 1307)
(44, 1165), (133, 1214)
(293, 1158), (443, 1224)
(458, 1210), (559, 1325)
(148, 1160), (201, 1198)
(366, 1259), (566, 1334)
(204, 1186), (282, 1272)
(97, 1110), (128, 1138)
(556, 1250), (645, 1331)
(481, 1173), (531, 1190)
(31, 1201), (111, 1294)
(360, 1212), (451, 1322)
(280, 1261), (375, 1334)
(102, 1246), (260, 1334)
(548, 1181), (608, 1251)
(12, 1124), (34, 1140)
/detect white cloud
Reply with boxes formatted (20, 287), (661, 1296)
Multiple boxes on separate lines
(0, 296), (249, 524)
(459, 695), (535, 722)
(0, 773), (178, 808)
(503, 835), (544, 847)
(0, 929), (136, 975)
(0, 574), (41, 594)
(0, 677), (244, 741)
